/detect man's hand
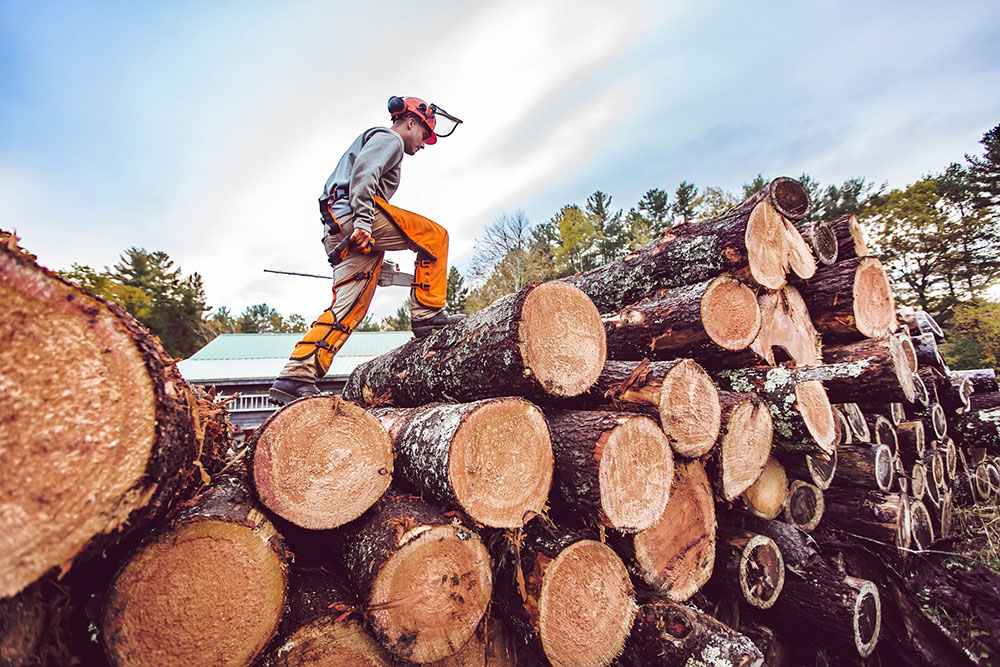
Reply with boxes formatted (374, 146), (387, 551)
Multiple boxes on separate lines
(349, 228), (372, 250)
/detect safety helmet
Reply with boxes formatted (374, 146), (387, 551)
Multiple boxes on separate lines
(388, 96), (438, 144)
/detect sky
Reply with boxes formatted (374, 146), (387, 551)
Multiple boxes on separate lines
(3, 1), (1000, 327)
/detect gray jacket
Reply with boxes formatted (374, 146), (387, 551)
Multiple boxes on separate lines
(323, 127), (404, 233)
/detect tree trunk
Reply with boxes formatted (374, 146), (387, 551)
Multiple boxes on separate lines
(741, 456), (788, 520)
(751, 285), (822, 366)
(783, 480), (825, 532)
(602, 274), (762, 368)
(796, 218), (839, 265)
(820, 487), (912, 551)
(619, 600), (764, 667)
(704, 391), (774, 501)
(548, 359), (722, 458)
(830, 443), (895, 492)
(562, 177), (813, 312)
(625, 460), (717, 602)
(822, 335), (917, 403)
(252, 396), (393, 530)
(492, 524), (636, 667)
(541, 409), (673, 533)
(260, 570), (392, 667)
(0, 243), (232, 599)
(714, 366), (837, 455)
(971, 391), (1000, 411)
(792, 256), (896, 343)
(827, 214), (869, 262)
(370, 398), (553, 529)
(102, 474), (291, 667)
(953, 368), (999, 394)
(338, 489), (492, 664)
(342, 281), (606, 407)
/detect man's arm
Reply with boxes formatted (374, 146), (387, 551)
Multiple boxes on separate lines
(348, 132), (404, 234)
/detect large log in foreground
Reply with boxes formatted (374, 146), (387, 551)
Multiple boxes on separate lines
(102, 474), (290, 667)
(371, 398), (552, 528)
(543, 409), (673, 533)
(252, 396), (393, 530)
(822, 335), (917, 403)
(563, 177), (813, 312)
(0, 242), (231, 599)
(792, 256), (896, 343)
(339, 490), (492, 663)
(343, 281), (606, 407)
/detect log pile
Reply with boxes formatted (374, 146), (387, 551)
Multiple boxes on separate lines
(4, 173), (1000, 666)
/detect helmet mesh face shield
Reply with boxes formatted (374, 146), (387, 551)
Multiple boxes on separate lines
(388, 96), (463, 145)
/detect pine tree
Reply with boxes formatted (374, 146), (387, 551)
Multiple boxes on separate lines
(672, 181), (698, 224)
(445, 267), (469, 314)
(968, 122), (1000, 212)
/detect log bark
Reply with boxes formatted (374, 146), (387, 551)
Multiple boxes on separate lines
(714, 366), (837, 455)
(830, 443), (895, 492)
(865, 414), (898, 455)
(778, 449), (837, 491)
(941, 373), (973, 414)
(795, 218), (839, 265)
(820, 487), (912, 552)
(618, 600), (763, 667)
(562, 177), (814, 311)
(338, 490), (492, 663)
(910, 402), (949, 441)
(342, 281), (606, 407)
(707, 526), (785, 610)
(704, 391), (774, 501)
(822, 336), (916, 403)
(260, 570), (392, 667)
(493, 523), (636, 667)
(792, 256), (896, 343)
(827, 214), (869, 262)
(549, 359), (722, 458)
(741, 456), (788, 520)
(370, 398), (553, 529)
(896, 421), (926, 464)
(252, 396), (393, 530)
(783, 480), (825, 532)
(102, 474), (290, 667)
(751, 285), (822, 366)
(0, 242), (232, 598)
(953, 368), (999, 394)
(970, 391), (1000, 411)
(541, 409), (673, 533)
(602, 274), (762, 367)
(836, 403), (871, 441)
(627, 460), (717, 601)
(912, 332), (947, 371)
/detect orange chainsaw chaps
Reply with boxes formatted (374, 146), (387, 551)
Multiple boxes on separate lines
(374, 196), (448, 310)
(289, 260), (383, 375)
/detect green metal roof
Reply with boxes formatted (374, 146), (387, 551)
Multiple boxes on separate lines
(177, 332), (412, 383)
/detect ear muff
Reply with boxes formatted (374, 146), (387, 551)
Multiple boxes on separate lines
(388, 96), (406, 116)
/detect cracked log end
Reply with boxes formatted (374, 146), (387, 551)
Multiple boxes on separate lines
(449, 399), (553, 528)
(658, 359), (721, 457)
(795, 380), (837, 455)
(718, 393), (774, 501)
(853, 257), (896, 339)
(103, 519), (285, 666)
(537, 540), (636, 667)
(739, 534), (785, 610)
(599, 416), (674, 533)
(369, 525), (491, 664)
(266, 617), (392, 666)
(745, 197), (815, 290)
(701, 275), (762, 351)
(634, 460), (716, 601)
(783, 480), (825, 532)
(742, 456), (788, 520)
(0, 248), (157, 598)
(754, 286), (821, 366)
(520, 281), (606, 398)
(253, 397), (393, 529)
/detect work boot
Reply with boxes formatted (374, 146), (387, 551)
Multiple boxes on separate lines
(412, 311), (466, 339)
(268, 378), (321, 406)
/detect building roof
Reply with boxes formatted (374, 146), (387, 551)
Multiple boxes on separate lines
(176, 332), (412, 383)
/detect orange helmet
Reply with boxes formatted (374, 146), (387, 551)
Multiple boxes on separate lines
(388, 96), (438, 144)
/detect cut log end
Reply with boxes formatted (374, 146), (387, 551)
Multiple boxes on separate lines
(806, 449), (838, 491)
(634, 460), (716, 601)
(658, 359), (721, 457)
(718, 394), (774, 501)
(740, 535), (785, 609)
(368, 524), (491, 663)
(538, 540), (636, 667)
(448, 399), (553, 528)
(520, 281), (606, 398)
(851, 578), (881, 658)
(253, 397), (393, 530)
(700, 275), (762, 351)
(599, 416), (674, 533)
(754, 286), (822, 366)
(853, 258), (897, 339)
(770, 177), (812, 221)
(874, 445), (895, 492)
(746, 201), (792, 290)
(784, 480), (825, 532)
(910, 499), (935, 551)
(794, 380), (837, 455)
(268, 617), (392, 666)
(103, 519), (285, 667)
(1, 255), (158, 598)
(742, 456), (788, 520)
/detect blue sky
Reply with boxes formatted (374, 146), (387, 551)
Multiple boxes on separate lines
(3, 1), (1000, 324)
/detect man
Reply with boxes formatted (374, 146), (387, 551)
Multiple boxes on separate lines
(269, 96), (464, 406)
